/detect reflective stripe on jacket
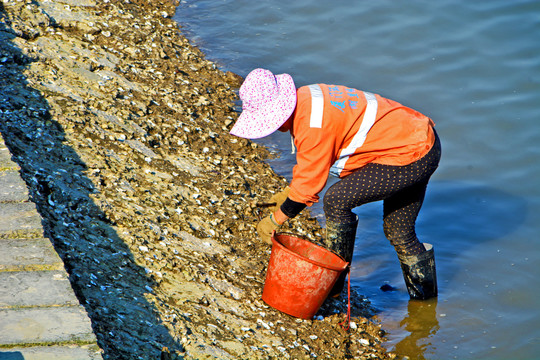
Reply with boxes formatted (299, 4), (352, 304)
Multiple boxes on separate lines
(288, 84), (436, 206)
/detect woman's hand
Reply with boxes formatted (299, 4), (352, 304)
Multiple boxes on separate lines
(256, 209), (289, 244)
(268, 186), (290, 212)
(256, 215), (279, 245)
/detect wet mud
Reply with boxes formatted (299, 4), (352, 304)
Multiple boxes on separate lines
(0, 0), (394, 358)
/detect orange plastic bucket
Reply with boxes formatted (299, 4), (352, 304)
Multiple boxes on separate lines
(262, 232), (349, 319)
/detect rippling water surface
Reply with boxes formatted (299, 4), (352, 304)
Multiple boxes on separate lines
(174, 1), (540, 358)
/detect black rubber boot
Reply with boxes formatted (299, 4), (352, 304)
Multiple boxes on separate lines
(322, 218), (358, 298)
(398, 243), (438, 300)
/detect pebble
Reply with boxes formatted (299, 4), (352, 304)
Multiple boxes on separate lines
(257, 319), (271, 330)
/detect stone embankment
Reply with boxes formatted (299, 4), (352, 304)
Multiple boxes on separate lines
(0, 0), (394, 358)
(1, 133), (102, 358)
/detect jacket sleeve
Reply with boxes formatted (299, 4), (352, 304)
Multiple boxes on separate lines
(288, 125), (337, 206)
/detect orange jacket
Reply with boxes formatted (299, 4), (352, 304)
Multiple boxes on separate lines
(288, 84), (436, 206)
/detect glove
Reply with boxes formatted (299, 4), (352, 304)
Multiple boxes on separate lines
(268, 186), (290, 212)
(256, 214), (280, 245)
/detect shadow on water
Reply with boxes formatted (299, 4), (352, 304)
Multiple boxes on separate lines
(391, 299), (439, 360)
(0, 352), (24, 360)
(352, 179), (528, 291)
(0, 4), (180, 358)
(362, 180), (528, 359)
(421, 180), (528, 276)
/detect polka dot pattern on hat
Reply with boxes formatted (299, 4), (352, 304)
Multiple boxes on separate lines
(229, 68), (296, 139)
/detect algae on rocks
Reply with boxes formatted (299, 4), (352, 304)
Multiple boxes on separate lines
(0, 0), (394, 359)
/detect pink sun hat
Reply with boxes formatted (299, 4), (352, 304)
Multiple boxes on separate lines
(229, 68), (297, 139)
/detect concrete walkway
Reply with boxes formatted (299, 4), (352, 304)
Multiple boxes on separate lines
(0, 134), (102, 359)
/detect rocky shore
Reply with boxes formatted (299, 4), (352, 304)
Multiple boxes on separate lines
(0, 0), (394, 358)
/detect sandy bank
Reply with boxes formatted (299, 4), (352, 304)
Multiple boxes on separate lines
(0, 0), (394, 358)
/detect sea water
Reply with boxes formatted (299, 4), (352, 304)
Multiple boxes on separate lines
(174, 1), (540, 359)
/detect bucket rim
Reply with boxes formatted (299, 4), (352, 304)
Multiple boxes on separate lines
(271, 232), (349, 272)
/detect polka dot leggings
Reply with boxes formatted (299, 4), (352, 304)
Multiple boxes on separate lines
(323, 132), (441, 256)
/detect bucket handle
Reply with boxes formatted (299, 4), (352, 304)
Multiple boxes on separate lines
(339, 270), (351, 331)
